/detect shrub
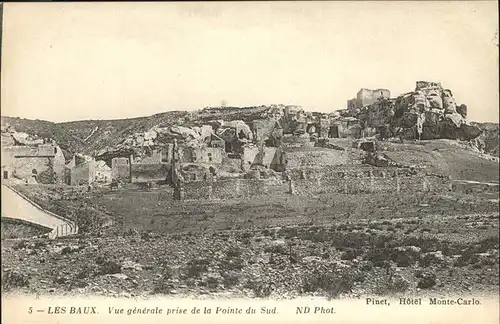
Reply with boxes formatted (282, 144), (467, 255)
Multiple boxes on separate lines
(454, 250), (479, 267)
(390, 248), (420, 267)
(302, 270), (354, 299)
(2, 270), (29, 290)
(226, 246), (242, 258)
(264, 242), (288, 255)
(375, 275), (410, 295)
(185, 258), (210, 278)
(364, 248), (392, 267)
(420, 253), (444, 268)
(75, 265), (95, 279)
(152, 265), (177, 294)
(222, 272), (241, 288)
(219, 256), (244, 272)
(13, 240), (28, 250)
(416, 273), (437, 289)
(244, 279), (272, 298)
(95, 255), (121, 275)
(205, 276), (220, 290)
(341, 249), (363, 261)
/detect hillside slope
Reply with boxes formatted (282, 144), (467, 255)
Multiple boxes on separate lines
(0, 117), (85, 159)
(57, 111), (191, 155)
(472, 122), (499, 157)
(380, 139), (499, 183)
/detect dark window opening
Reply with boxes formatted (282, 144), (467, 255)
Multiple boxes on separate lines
(54, 147), (58, 154)
(32, 169), (38, 175)
(328, 126), (340, 138)
(3, 171), (8, 179)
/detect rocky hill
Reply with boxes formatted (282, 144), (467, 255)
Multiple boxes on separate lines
(1, 106), (498, 161)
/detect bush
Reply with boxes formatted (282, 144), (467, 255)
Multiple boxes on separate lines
(417, 273), (437, 289)
(244, 279), (272, 298)
(13, 240), (28, 250)
(222, 272), (241, 288)
(454, 250), (479, 267)
(341, 249), (363, 261)
(219, 254), (245, 272)
(420, 253), (444, 267)
(205, 276), (220, 290)
(95, 255), (121, 275)
(2, 270), (29, 290)
(375, 275), (410, 295)
(390, 248), (420, 267)
(264, 242), (288, 255)
(302, 270), (354, 299)
(226, 246), (242, 258)
(364, 248), (392, 267)
(185, 258), (210, 278)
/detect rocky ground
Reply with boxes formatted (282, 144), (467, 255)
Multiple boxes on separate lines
(2, 183), (498, 299)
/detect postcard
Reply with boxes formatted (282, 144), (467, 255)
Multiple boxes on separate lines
(1, 1), (499, 323)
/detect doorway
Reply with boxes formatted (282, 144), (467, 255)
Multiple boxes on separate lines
(329, 125), (340, 138)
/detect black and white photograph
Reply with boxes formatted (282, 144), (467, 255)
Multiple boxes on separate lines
(1, 1), (499, 323)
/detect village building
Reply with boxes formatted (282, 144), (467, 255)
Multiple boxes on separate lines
(111, 157), (132, 182)
(1, 144), (65, 183)
(208, 134), (225, 149)
(65, 154), (112, 186)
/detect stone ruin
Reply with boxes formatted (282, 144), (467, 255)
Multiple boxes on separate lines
(287, 165), (452, 195)
(350, 81), (483, 141)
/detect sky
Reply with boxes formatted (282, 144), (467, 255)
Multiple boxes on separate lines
(1, 1), (498, 123)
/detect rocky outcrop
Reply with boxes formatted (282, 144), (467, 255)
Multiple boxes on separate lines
(1, 124), (45, 146)
(390, 81), (482, 141)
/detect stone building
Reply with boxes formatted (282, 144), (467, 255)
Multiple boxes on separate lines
(111, 157), (132, 182)
(65, 154), (111, 186)
(1, 144), (65, 183)
(241, 144), (287, 172)
(251, 119), (284, 145)
(347, 88), (391, 110)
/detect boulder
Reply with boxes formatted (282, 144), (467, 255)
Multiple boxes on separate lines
(442, 89), (457, 114)
(222, 120), (253, 140)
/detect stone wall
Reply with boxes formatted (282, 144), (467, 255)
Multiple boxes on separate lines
(289, 166), (451, 195)
(2, 145), (65, 183)
(285, 147), (363, 169)
(13, 157), (52, 181)
(356, 88), (391, 108)
(112, 157), (131, 182)
(175, 178), (270, 200)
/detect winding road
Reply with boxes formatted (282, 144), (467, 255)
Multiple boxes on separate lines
(1, 185), (78, 238)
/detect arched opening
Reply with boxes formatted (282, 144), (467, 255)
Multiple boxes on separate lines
(32, 169), (38, 175)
